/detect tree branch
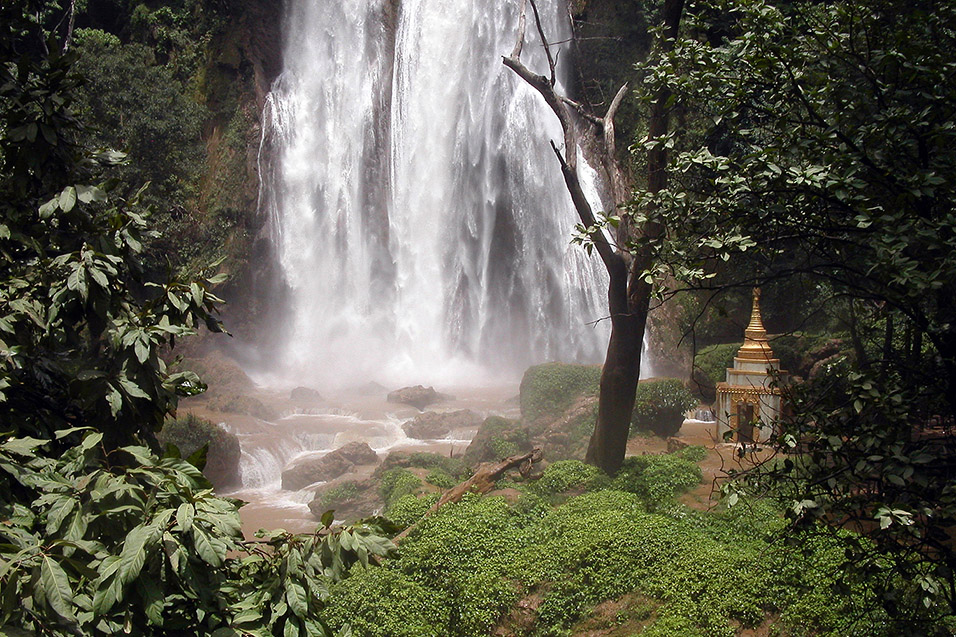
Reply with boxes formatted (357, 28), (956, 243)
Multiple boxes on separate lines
(393, 449), (542, 543)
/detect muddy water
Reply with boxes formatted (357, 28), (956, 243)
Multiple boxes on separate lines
(187, 384), (519, 538)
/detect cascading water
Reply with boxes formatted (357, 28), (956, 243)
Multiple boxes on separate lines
(258, 0), (622, 387)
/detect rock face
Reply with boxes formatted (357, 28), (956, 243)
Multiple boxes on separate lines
(667, 437), (689, 453)
(402, 409), (482, 439)
(464, 416), (533, 465)
(386, 385), (452, 411)
(281, 442), (379, 491)
(290, 386), (322, 402)
(308, 478), (382, 522)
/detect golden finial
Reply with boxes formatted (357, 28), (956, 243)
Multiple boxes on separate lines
(737, 287), (774, 361)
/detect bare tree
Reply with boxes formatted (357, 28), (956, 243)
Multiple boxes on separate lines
(503, 0), (684, 474)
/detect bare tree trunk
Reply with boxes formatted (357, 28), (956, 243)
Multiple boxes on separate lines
(505, 0), (684, 475)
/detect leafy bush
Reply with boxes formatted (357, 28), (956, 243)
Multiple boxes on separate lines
(674, 444), (708, 463)
(0, 430), (395, 635)
(533, 460), (603, 495)
(387, 493), (440, 528)
(631, 378), (698, 438)
(325, 566), (447, 636)
(400, 451), (467, 478)
(379, 468), (424, 509)
(694, 342), (738, 388)
(612, 455), (702, 507)
(314, 481), (362, 512)
(397, 494), (525, 636)
(519, 362), (602, 421)
(158, 412), (241, 488)
(425, 469), (456, 489)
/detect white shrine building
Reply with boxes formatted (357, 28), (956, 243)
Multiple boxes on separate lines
(715, 289), (788, 444)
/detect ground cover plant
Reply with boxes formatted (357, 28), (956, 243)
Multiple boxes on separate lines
(326, 448), (909, 636)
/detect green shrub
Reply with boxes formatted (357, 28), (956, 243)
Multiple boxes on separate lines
(519, 362), (602, 421)
(534, 460), (603, 495)
(425, 469), (456, 489)
(694, 343), (738, 387)
(379, 468), (424, 508)
(398, 494), (525, 636)
(674, 444), (708, 463)
(612, 455), (702, 507)
(325, 566), (448, 636)
(158, 412), (241, 489)
(387, 493), (440, 528)
(631, 378), (697, 438)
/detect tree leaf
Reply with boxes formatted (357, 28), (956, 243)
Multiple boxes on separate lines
(58, 186), (77, 213)
(39, 554), (75, 621)
(76, 184), (107, 204)
(117, 524), (150, 587)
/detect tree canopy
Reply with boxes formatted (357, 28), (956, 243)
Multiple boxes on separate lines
(628, 0), (956, 622)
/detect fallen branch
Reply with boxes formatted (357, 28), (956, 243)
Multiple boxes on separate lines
(393, 449), (542, 543)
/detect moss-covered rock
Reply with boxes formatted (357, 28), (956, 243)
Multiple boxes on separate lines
(519, 362), (601, 423)
(308, 478), (382, 522)
(158, 413), (241, 489)
(463, 416), (532, 465)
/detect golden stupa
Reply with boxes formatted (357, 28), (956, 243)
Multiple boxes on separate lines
(715, 288), (788, 444)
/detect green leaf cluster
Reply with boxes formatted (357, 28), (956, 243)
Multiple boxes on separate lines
(630, 378), (697, 438)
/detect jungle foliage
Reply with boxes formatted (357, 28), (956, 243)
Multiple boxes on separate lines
(625, 0), (956, 623)
(0, 5), (394, 635)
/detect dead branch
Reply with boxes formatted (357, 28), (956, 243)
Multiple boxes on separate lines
(393, 449), (542, 543)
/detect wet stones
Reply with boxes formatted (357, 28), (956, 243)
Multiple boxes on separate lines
(386, 385), (454, 411)
(281, 441), (379, 490)
(401, 409), (482, 439)
(290, 386), (322, 402)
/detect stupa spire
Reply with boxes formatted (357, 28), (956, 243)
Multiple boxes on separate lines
(737, 288), (774, 361)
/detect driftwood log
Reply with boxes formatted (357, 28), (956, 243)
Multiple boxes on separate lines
(393, 449), (542, 543)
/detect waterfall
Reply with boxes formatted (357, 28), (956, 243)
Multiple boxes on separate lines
(257, 0), (616, 387)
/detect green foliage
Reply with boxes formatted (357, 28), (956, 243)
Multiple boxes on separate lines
(0, 430), (396, 635)
(693, 343), (737, 388)
(158, 412), (240, 489)
(380, 451), (467, 479)
(463, 416), (531, 464)
(379, 468), (423, 510)
(634, 0), (956, 619)
(674, 444), (707, 463)
(519, 362), (601, 421)
(612, 455), (702, 508)
(424, 469), (455, 489)
(533, 460), (603, 495)
(325, 566), (447, 637)
(0, 15), (395, 634)
(314, 481), (362, 513)
(386, 493), (440, 529)
(0, 13), (224, 449)
(397, 494), (525, 636)
(631, 378), (697, 438)
(71, 31), (209, 272)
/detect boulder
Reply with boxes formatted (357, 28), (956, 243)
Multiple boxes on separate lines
(464, 416), (533, 465)
(158, 414), (242, 490)
(308, 478), (382, 522)
(353, 381), (388, 396)
(667, 437), (690, 453)
(290, 386), (322, 402)
(281, 442), (379, 491)
(206, 394), (277, 421)
(402, 409), (482, 439)
(386, 385), (453, 411)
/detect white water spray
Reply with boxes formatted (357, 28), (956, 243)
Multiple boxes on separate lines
(258, 0), (624, 387)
